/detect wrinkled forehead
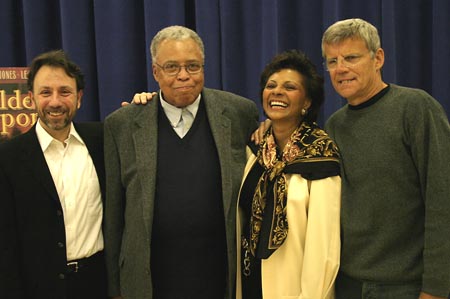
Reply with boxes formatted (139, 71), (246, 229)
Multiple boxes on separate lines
(323, 37), (369, 56)
(33, 66), (77, 89)
(154, 39), (204, 63)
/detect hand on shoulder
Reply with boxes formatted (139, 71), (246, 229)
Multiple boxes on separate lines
(120, 92), (157, 107)
(251, 119), (272, 144)
(418, 291), (448, 299)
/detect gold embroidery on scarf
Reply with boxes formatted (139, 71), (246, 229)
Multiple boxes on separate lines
(249, 122), (339, 257)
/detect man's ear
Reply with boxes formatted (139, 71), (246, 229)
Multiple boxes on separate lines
(77, 90), (83, 109)
(374, 48), (385, 71)
(152, 64), (159, 82)
(29, 91), (34, 103)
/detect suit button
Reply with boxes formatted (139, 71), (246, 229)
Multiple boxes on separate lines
(56, 210), (63, 216)
(58, 273), (65, 280)
(57, 242), (64, 248)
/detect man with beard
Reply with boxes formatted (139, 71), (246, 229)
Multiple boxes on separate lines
(0, 50), (107, 299)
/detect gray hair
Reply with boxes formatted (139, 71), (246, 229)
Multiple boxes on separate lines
(150, 25), (205, 62)
(321, 18), (381, 58)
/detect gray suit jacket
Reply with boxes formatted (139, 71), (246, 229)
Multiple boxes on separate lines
(104, 88), (259, 299)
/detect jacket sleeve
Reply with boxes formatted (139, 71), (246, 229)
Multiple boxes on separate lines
(103, 119), (125, 297)
(0, 163), (25, 299)
(406, 92), (450, 296)
(301, 175), (341, 299)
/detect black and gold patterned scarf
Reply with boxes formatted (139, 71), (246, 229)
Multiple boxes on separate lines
(242, 121), (340, 277)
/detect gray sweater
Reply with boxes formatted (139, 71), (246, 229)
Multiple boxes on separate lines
(325, 84), (450, 296)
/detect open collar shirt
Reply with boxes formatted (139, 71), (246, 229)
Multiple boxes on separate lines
(36, 120), (103, 261)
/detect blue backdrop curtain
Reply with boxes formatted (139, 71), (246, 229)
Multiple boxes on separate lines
(1, 0), (449, 125)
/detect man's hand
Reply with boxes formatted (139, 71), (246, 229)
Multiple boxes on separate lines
(418, 291), (448, 299)
(120, 92), (157, 107)
(251, 119), (271, 145)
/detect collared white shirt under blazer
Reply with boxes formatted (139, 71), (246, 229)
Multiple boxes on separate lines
(36, 121), (104, 261)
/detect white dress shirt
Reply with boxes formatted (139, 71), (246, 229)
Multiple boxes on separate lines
(36, 121), (104, 261)
(159, 91), (201, 138)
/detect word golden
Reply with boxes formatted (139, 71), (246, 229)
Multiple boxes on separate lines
(0, 89), (37, 136)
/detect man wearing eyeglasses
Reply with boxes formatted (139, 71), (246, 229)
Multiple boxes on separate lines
(322, 18), (450, 299)
(103, 25), (259, 299)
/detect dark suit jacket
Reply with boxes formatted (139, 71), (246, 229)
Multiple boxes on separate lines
(104, 88), (259, 299)
(0, 122), (105, 299)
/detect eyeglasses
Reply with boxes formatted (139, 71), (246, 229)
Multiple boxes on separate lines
(154, 62), (204, 76)
(324, 53), (368, 71)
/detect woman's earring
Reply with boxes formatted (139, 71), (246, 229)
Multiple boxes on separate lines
(301, 108), (307, 116)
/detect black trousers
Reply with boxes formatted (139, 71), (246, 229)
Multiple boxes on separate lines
(66, 251), (107, 299)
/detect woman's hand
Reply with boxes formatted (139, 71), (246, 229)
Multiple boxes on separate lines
(418, 292), (448, 299)
(251, 119), (271, 144)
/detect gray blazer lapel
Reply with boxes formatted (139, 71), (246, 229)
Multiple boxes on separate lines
(202, 90), (234, 217)
(132, 100), (158, 235)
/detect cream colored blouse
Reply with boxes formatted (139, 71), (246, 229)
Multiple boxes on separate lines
(236, 149), (341, 299)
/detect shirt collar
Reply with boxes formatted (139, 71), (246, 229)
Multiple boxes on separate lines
(36, 120), (84, 151)
(159, 91), (201, 127)
(348, 84), (391, 110)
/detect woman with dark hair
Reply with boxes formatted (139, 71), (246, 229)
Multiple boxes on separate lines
(236, 50), (341, 299)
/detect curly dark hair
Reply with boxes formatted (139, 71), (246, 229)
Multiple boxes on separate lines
(259, 50), (324, 122)
(27, 49), (85, 92)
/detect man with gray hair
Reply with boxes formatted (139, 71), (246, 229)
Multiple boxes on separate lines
(104, 25), (259, 299)
(322, 18), (450, 299)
